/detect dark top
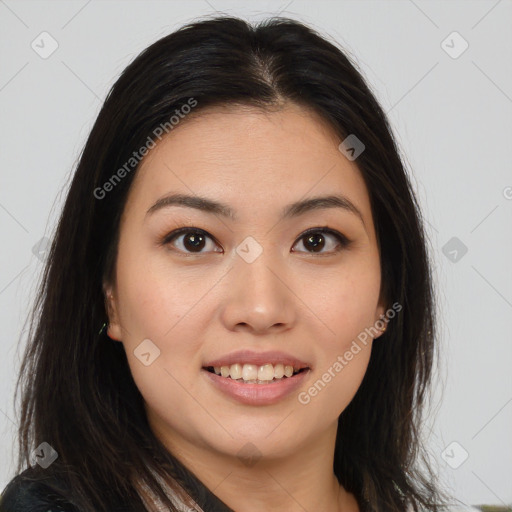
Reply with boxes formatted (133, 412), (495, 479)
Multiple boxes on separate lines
(0, 467), (79, 512)
(0, 466), (234, 512)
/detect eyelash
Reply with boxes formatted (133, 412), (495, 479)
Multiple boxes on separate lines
(159, 226), (351, 256)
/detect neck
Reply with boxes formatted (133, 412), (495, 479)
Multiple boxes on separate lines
(152, 420), (359, 512)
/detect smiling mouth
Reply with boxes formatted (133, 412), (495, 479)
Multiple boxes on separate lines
(203, 365), (308, 384)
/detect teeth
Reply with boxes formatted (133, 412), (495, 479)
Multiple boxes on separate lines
(258, 363), (274, 381)
(229, 363), (242, 380)
(274, 364), (284, 379)
(210, 363), (302, 383)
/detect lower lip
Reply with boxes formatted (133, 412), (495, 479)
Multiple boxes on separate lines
(202, 368), (311, 405)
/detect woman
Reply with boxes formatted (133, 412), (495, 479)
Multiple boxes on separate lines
(1, 15), (451, 512)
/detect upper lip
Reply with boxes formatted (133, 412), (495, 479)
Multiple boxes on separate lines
(203, 350), (311, 370)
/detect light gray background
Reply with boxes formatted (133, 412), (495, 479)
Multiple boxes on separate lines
(1, 0), (511, 508)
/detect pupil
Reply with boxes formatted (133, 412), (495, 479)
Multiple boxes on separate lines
(305, 233), (324, 252)
(184, 232), (205, 252)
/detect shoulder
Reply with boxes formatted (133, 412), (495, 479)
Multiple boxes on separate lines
(0, 467), (79, 512)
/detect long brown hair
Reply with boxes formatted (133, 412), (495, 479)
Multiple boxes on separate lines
(9, 15), (451, 511)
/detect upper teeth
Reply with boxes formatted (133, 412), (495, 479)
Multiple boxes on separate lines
(213, 363), (300, 381)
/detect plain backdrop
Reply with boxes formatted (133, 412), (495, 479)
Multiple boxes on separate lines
(1, 0), (511, 508)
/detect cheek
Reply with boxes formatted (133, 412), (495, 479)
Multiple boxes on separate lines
(303, 345), (372, 425)
(118, 275), (209, 367)
(299, 326), (373, 422)
(308, 258), (381, 342)
(115, 238), (215, 339)
(113, 246), (220, 404)
(298, 257), (379, 413)
(115, 258), (211, 427)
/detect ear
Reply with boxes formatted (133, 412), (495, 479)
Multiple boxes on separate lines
(373, 297), (388, 340)
(103, 282), (123, 341)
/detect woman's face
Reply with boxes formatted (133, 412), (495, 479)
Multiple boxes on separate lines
(105, 102), (386, 464)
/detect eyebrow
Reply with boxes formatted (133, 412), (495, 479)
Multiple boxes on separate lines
(146, 192), (366, 228)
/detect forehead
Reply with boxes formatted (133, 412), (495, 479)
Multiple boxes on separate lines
(126, 103), (374, 232)
(139, 102), (344, 172)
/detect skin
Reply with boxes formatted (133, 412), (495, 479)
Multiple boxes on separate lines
(104, 102), (386, 512)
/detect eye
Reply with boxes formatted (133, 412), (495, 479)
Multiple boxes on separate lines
(291, 227), (350, 255)
(160, 226), (350, 256)
(161, 228), (222, 255)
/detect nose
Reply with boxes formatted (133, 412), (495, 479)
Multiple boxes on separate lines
(219, 248), (297, 334)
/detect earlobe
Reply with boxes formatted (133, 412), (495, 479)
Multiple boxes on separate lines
(374, 301), (388, 339)
(103, 284), (123, 341)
